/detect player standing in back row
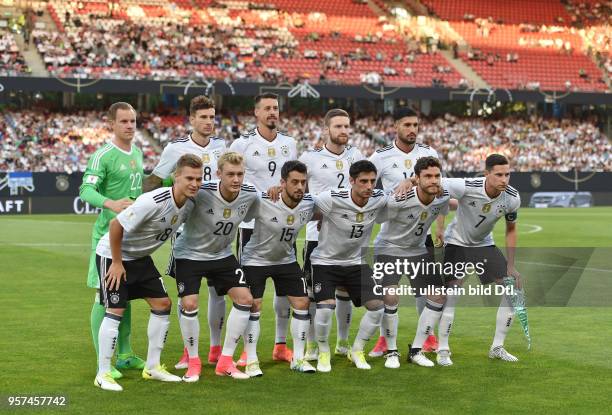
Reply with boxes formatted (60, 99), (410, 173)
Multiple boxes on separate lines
(368, 107), (443, 357)
(80, 102), (145, 380)
(298, 109), (365, 360)
(143, 96), (228, 368)
(229, 93), (298, 364)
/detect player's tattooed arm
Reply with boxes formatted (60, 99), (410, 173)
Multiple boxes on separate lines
(142, 174), (164, 193)
(106, 219), (127, 291)
(505, 220), (521, 288)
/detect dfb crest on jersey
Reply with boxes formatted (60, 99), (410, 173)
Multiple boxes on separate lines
(238, 203), (248, 217)
(178, 282), (185, 294)
(404, 159), (412, 169)
(130, 159), (137, 169)
(287, 215), (295, 225)
(356, 212), (364, 223)
(110, 294), (120, 304)
(223, 208), (232, 219)
(268, 147), (276, 157)
(336, 160), (343, 170)
(314, 282), (322, 293)
(420, 211), (428, 221)
(482, 203), (491, 213)
(171, 215), (179, 225)
(202, 154), (210, 164)
(281, 145), (290, 157)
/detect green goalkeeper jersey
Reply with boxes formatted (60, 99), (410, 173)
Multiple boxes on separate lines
(79, 142), (144, 241)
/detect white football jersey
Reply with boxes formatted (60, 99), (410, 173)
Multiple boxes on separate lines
(442, 178), (521, 247)
(152, 134), (226, 181)
(96, 187), (193, 260)
(173, 180), (258, 261)
(229, 128), (298, 229)
(375, 188), (450, 257)
(369, 141), (439, 190)
(299, 145), (365, 241)
(241, 193), (315, 266)
(310, 189), (388, 267)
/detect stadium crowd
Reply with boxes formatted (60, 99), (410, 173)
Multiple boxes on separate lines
(1, 110), (609, 173)
(0, 110), (157, 172)
(0, 29), (30, 76)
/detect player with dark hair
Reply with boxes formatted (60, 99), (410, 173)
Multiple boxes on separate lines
(143, 95), (228, 368)
(368, 107), (444, 357)
(240, 160), (317, 375)
(298, 108), (365, 359)
(311, 160), (388, 372)
(409, 153), (522, 366)
(230, 92), (298, 365)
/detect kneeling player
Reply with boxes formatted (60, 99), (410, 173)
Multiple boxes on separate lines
(373, 156), (449, 368)
(311, 160), (388, 372)
(94, 154), (202, 391)
(172, 152), (258, 381)
(241, 161), (316, 375)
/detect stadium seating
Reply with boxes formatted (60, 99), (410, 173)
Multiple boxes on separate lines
(32, 0), (462, 86)
(0, 29), (30, 76)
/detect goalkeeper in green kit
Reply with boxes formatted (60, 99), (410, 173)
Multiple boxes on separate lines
(79, 102), (145, 378)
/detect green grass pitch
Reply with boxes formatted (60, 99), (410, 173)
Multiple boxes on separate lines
(1, 208), (611, 414)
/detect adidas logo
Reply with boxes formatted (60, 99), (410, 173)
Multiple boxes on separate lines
(207, 209), (214, 215)
(392, 163), (399, 168)
(469, 201), (476, 207)
(120, 164), (127, 171)
(341, 214), (349, 219)
(271, 217), (278, 222)
(322, 164), (328, 169)
(407, 214), (415, 219)
(161, 217), (166, 222)
(253, 151), (260, 156)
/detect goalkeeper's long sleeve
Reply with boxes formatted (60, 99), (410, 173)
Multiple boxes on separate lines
(79, 185), (107, 209)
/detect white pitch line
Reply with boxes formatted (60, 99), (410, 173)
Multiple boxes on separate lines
(521, 223), (543, 234)
(516, 260), (612, 274)
(0, 242), (89, 247)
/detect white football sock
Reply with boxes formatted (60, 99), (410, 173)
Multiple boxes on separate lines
(179, 308), (199, 358)
(353, 308), (384, 352)
(307, 300), (316, 344)
(412, 299), (444, 349)
(221, 303), (251, 357)
(438, 294), (459, 351)
(315, 304), (335, 353)
(273, 294), (290, 344)
(146, 310), (170, 370)
(244, 312), (261, 364)
(382, 305), (399, 351)
(335, 290), (352, 342)
(98, 313), (121, 374)
(207, 286), (225, 347)
(492, 294), (515, 348)
(291, 309), (310, 361)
